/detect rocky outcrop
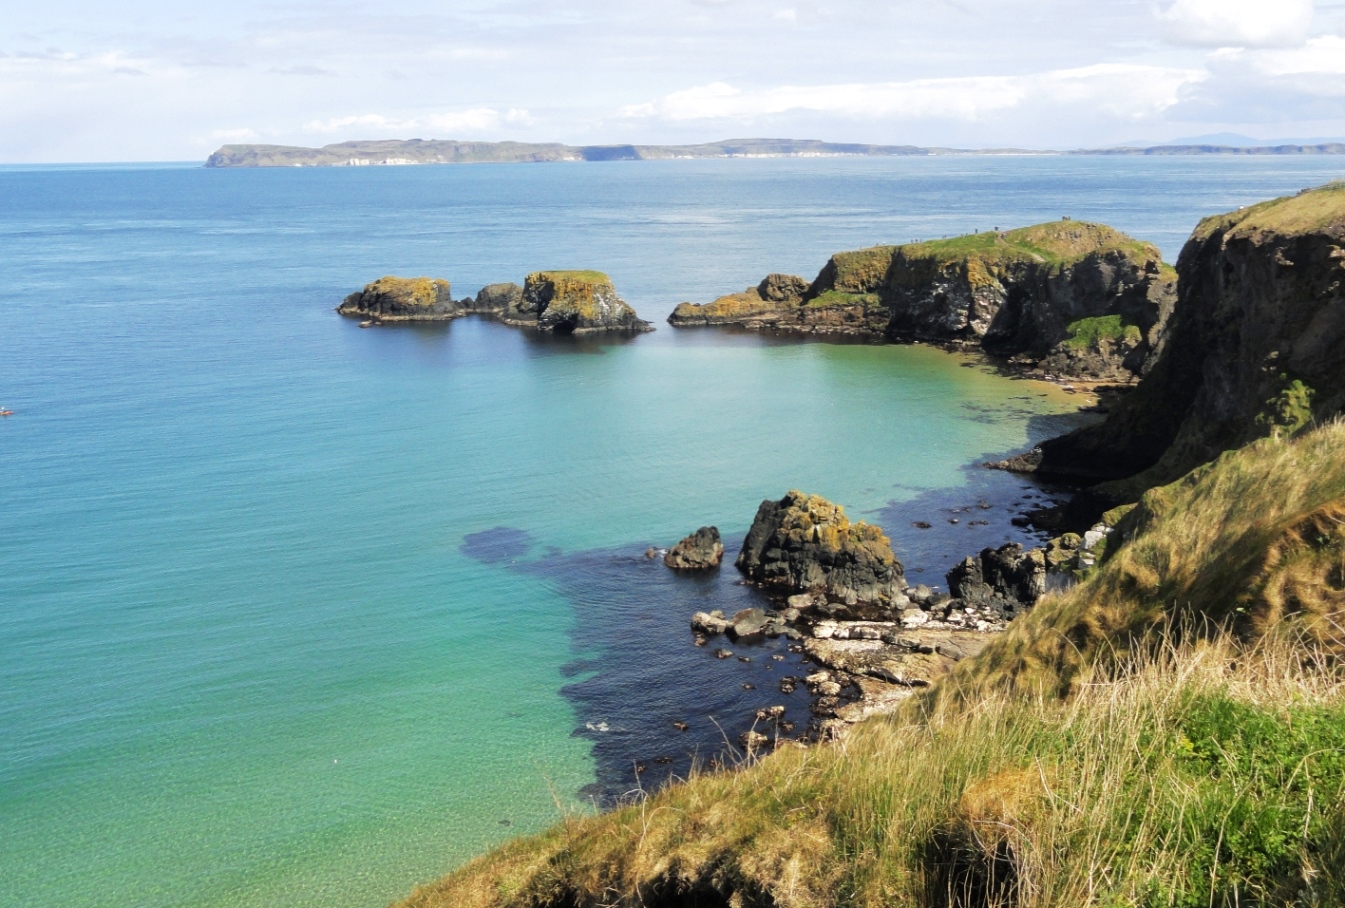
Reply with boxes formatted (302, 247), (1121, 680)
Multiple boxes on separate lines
(1011, 182), (1345, 504)
(337, 276), (461, 322)
(464, 282), (524, 314)
(340, 274), (654, 334)
(946, 543), (1046, 607)
(736, 490), (906, 609)
(668, 222), (1177, 381)
(668, 274), (809, 326)
(503, 271), (653, 333)
(664, 527), (724, 569)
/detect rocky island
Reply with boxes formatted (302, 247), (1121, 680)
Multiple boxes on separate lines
(336, 276), (460, 322)
(338, 270), (652, 333)
(671, 220), (1177, 382)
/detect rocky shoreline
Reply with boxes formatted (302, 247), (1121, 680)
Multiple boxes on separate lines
(676, 491), (1064, 746)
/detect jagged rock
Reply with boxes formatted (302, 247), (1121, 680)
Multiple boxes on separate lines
(1044, 533), (1082, 570)
(508, 270), (652, 333)
(466, 282), (524, 314)
(690, 611), (730, 635)
(947, 543), (1047, 606)
(736, 490), (906, 608)
(664, 526), (724, 569)
(337, 276), (461, 321)
(727, 608), (770, 641)
(1016, 183), (1345, 505)
(739, 730), (770, 751)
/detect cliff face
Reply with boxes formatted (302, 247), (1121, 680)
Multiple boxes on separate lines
(513, 271), (653, 334)
(669, 222), (1176, 381)
(337, 276), (460, 321)
(1023, 183), (1345, 500)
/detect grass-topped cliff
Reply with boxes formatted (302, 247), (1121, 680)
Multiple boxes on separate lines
(1024, 182), (1345, 502)
(670, 221), (1175, 380)
(398, 422), (1345, 908)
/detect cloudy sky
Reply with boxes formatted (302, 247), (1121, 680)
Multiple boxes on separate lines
(3, 0), (1345, 161)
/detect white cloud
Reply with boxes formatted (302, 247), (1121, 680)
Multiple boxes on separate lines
(1238, 35), (1345, 76)
(1158, 0), (1315, 48)
(620, 65), (1205, 123)
(210, 128), (259, 141)
(302, 108), (516, 136)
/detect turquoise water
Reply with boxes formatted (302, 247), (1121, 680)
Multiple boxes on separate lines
(3, 155), (1344, 908)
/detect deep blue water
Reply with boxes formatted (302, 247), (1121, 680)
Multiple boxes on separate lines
(2, 154), (1343, 908)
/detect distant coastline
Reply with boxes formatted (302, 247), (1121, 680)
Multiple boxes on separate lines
(204, 137), (1345, 168)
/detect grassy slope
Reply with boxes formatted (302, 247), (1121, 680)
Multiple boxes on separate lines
(396, 423), (1345, 908)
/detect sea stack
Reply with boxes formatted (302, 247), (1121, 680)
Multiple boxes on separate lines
(505, 271), (653, 333)
(736, 490), (906, 609)
(337, 276), (461, 322)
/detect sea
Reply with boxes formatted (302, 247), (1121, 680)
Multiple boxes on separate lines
(2, 154), (1343, 908)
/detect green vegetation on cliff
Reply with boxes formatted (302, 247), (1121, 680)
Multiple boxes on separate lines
(900, 222), (1165, 273)
(1061, 315), (1143, 350)
(396, 422), (1345, 908)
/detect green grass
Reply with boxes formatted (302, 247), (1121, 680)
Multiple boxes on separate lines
(901, 222), (1162, 271)
(530, 270), (611, 284)
(1061, 315), (1143, 350)
(1193, 182), (1345, 244)
(805, 289), (885, 309)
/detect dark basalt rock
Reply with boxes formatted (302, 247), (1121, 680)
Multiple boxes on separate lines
(466, 282), (524, 314)
(337, 276), (461, 322)
(946, 543), (1047, 607)
(736, 490), (906, 607)
(664, 526), (725, 570)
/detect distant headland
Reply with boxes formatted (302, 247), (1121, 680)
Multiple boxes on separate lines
(204, 137), (1345, 167)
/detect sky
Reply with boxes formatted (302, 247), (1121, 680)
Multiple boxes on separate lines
(3, 0), (1345, 161)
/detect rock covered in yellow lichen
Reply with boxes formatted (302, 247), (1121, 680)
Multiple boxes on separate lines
(337, 276), (461, 321)
(736, 490), (906, 608)
(511, 270), (652, 333)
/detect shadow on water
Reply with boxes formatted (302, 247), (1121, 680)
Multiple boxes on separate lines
(459, 432), (1087, 805)
(462, 526), (816, 806)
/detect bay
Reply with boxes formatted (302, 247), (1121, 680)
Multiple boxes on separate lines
(2, 154), (1342, 907)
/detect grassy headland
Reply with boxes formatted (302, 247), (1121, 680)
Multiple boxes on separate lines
(396, 422), (1345, 908)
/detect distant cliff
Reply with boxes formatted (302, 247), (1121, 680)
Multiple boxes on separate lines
(204, 138), (1345, 167)
(204, 138), (927, 167)
(671, 221), (1177, 382)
